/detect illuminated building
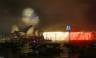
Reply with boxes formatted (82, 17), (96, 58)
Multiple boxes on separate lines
(11, 8), (39, 33)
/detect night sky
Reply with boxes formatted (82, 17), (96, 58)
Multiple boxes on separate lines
(0, 0), (96, 32)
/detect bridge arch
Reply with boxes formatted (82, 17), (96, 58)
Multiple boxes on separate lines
(40, 23), (91, 32)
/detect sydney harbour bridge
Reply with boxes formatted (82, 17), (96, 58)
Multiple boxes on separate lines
(0, 8), (96, 58)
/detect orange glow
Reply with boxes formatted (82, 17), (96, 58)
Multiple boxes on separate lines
(69, 32), (93, 40)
